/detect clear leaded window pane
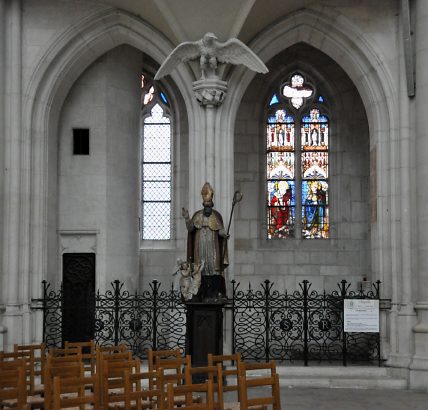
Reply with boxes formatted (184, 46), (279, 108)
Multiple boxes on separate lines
(142, 103), (171, 240)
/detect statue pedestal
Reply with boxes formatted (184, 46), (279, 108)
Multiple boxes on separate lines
(185, 302), (225, 382)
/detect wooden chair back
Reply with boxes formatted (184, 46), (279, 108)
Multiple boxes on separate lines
(95, 344), (126, 355)
(185, 363), (224, 410)
(52, 374), (99, 409)
(0, 367), (28, 409)
(0, 350), (35, 395)
(154, 355), (190, 389)
(167, 380), (214, 410)
(64, 340), (96, 375)
(207, 353), (241, 394)
(14, 343), (46, 389)
(49, 346), (81, 357)
(123, 368), (165, 410)
(147, 347), (182, 371)
(99, 353), (139, 408)
(44, 356), (84, 410)
(237, 361), (281, 410)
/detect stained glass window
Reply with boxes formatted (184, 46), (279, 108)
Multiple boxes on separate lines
(301, 109), (329, 238)
(266, 73), (329, 239)
(266, 109), (295, 238)
(141, 76), (172, 240)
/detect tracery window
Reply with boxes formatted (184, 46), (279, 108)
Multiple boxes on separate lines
(141, 75), (172, 240)
(266, 73), (329, 239)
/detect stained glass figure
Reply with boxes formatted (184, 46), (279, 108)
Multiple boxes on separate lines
(302, 180), (329, 239)
(267, 180), (295, 239)
(301, 108), (329, 238)
(143, 85), (154, 105)
(266, 109), (294, 151)
(301, 109), (329, 151)
(282, 74), (313, 109)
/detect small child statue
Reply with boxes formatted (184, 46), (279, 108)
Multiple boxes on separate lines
(173, 259), (204, 302)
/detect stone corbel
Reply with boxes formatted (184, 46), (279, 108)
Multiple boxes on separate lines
(192, 78), (228, 107)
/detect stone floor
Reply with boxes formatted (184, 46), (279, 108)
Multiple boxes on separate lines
(279, 387), (428, 409)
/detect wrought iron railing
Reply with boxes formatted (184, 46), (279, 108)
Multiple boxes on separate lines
(32, 278), (383, 365)
(231, 279), (382, 366)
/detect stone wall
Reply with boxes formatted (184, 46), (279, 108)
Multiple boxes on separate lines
(58, 45), (141, 290)
(233, 44), (370, 292)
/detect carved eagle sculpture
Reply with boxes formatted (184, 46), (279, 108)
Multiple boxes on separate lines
(154, 32), (268, 80)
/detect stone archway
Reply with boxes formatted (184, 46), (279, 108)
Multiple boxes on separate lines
(23, 9), (195, 298)
(222, 7), (398, 286)
(215, 7), (405, 365)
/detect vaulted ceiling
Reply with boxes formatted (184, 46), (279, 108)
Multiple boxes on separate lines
(100, 0), (343, 45)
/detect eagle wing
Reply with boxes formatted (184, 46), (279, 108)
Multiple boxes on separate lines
(154, 41), (201, 80)
(216, 38), (268, 74)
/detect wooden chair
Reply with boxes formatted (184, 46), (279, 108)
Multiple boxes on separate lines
(64, 340), (96, 376)
(49, 346), (81, 357)
(208, 353), (242, 410)
(185, 363), (224, 410)
(153, 355), (190, 391)
(95, 344), (126, 355)
(208, 353), (241, 393)
(154, 355), (205, 407)
(0, 349), (43, 406)
(238, 360), (277, 378)
(0, 367), (29, 410)
(147, 347), (182, 372)
(123, 368), (165, 410)
(95, 345), (128, 376)
(14, 343), (46, 395)
(167, 380), (214, 410)
(43, 356), (85, 410)
(99, 352), (140, 408)
(52, 374), (99, 409)
(236, 361), (281, 410)
(1, 351), (34, 390)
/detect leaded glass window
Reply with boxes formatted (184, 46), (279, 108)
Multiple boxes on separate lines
(266, 73), (329, 239)
(141, 75), (172, 240)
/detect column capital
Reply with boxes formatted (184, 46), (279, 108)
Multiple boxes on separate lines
(192, 78), (228, 107)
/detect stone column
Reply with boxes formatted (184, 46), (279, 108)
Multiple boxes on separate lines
(387, 0), (417, 369)
(192, 78), (228, 209)
(410, 0), (428, 388)
(0, 0), (5, 342)
(2, 0), (23, 350)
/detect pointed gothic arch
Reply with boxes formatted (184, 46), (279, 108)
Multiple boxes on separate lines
(219, 7), (398, 289)
(23, 8), (196, 295)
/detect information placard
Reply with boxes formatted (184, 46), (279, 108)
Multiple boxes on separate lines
(344, 299), (379, 333)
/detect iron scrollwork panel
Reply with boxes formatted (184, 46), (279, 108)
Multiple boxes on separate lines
(154, 287), (187, 352)
(269, 290), (305, 361)
(233, 286), (267, 361)
(44, 285), (63, 349)
(306, 291), (343, 361)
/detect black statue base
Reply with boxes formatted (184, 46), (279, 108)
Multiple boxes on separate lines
(190, 275), (227, 303)
(185, 300), (225, 383)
